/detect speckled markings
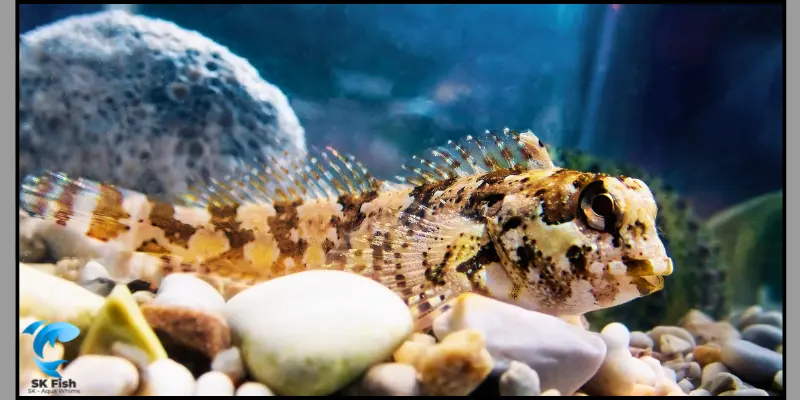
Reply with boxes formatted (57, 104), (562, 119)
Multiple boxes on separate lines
(20, 128), (674, 330)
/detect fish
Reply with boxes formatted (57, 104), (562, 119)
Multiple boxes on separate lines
(20, 128), (673, 331)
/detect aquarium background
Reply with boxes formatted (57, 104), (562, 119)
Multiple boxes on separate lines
(18, 4), (785, 328)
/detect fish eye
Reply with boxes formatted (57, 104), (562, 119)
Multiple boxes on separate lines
(579, 181), (618, 231)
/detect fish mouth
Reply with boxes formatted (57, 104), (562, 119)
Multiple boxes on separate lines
(622, 257), (673, 277)
(630, 275), (665, 296)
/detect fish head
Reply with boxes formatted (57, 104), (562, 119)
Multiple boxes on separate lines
(483, 168), (673, 316)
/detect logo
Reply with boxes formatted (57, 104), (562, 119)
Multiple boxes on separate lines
(22, 320), (80, 379)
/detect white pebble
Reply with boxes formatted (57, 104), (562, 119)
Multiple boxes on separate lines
(211, 347), (246, 385)
(140, 358), (196, 396)
(235, 382), (275, 396)
(154, 273), (225, 315)
(79, 260), (111, 282)
(60, 355), (139, 396)
(194, 371), (235, 396)
(601, 322), (631, 348)
(662, 366), (678, 382)
(631, 357), (657, 386)
(583, 334), (636, 396)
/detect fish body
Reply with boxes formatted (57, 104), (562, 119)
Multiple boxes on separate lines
(20, 128), (673, 329)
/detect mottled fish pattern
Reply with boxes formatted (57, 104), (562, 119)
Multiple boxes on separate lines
(20, 128), (673, 330)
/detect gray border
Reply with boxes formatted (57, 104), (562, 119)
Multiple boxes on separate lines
(8, 2), (19, 395)
(786, 2), (794, 397)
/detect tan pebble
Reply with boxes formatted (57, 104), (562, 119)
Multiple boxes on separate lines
(235, 382), (275, 396)
(194, 371), (235, 396)
(61, 355), (139, 396)
(583, 339), (636, 396)
(640, 356), (666, 381)
(687, 321), (740, 346)
(648, 326), (696, 351)
(211, 347), (246, 385)
(359, 362), (420, 396)
(693, 344), (722, 367)
(660, 334), (693, 355)
(416, 329), (493, 396)
(572, 391), (588, 396)
(138, 358), (196, 395)
(631, 384), (656, 396)
(141, 303), (231, 360)
(499, 360), (541, 396)
(631, 357), (657, 386)
(688, 388), (711, 396)
(655, 378), (684, 396)
(680, 309), (715, 327)
(541, 388), (562, 396)
(393, 334), (436, 367)
(132, 291), (155, 305)
(700, 362), (729, 387)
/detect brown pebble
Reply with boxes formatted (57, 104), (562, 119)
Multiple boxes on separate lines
(415, 329), (493, 396)
(141, 303), (230, 375)
(693, 343), (722, 367)
(688, 321), (741, 346)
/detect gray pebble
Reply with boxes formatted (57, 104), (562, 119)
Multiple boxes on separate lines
(721, 339), (783, 385)
(704, 372), (743, 396)
(689, 388), (711, 396)
(499, 361), (541, 396)
(630, 331), (654, 349)
(735, 306), (763, 330)
(211, 347), (246, 386)
(752, 311), (782, 329)
(235, 382), (275, 396)
(359, 363), (420, 396)
(686, 362), (702, 381)
(719, 388), (769, 396)
(701, 362), (729, 387)
(648, 326), (696, 351)
(741, 324), (783, 350)
(678, 378), (694, 394)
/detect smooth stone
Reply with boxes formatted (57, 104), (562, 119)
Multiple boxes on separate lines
(132, 291), (155, 305)
(60, 355), (139, 396)
(630, 384), (656, 396)
(678, 379), (694, 394)
(211, 347), (246, 386)
(583, 334), (636, 396)
(139, 359), (196, 395)
(752, 311), (782, 329)
(141, 303), (231, 362)
(235, 382), (275, 396)
(648, 326), (696, 351)
(660, 334), (693, 355)
(432, 293), (606, 396)
(689, 321), (741, 346)
(223, 270), (413, 396)
(154, 273), (225, 316)
(499, 361), (541, 396)
(540, 388), (562, 396)
(701, 362), (729, 387)
(693, 343), (722, 367)
(80, 260), (112, 283)
(741, 324), (783, 350)
(720, 339), (783, 385)
(719, 388), (769, 396)
(358, 363), (420, 396)
(773, 370), (783, 392)
(686, 362), (702, 381)
(630, 331), (654, 349)
(735, 306), (763, 330)
(704, 372), (742, 395)
(631, 357), (657, 386)
(194, 371), (235, 396)
(393, 333), (437, 366)
(689, 388), (711, 396)
(681, 309), (716, 327)
(600, 323), (631, 348)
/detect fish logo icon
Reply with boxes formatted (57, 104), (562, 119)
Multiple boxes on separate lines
(21, 320), (80, 379)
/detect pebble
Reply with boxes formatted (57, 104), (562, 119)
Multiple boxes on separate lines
(690, 321), (741, 346)
(741, 324), (783, 350)
(735, 306), (763, 330)
(630, 331), (654, 349)
(139, 358), (196, 395)
(19, 230), (48, 263)
(631, 357), (657, 386)
(583, 331), (637, 396)
(689, 388), (711, 396)
(393, 333), (437, 366)
(700, 362), (729, 386)
(601, 323), (631, 347)
(648, 326), (696, 351)
(499, 361), (541, 396)
(414, 329), (493, 396)
(358, 363), (420, 396)
(718, 388), (769, 396)
(153, 273), (226, 316)
(132, 291), (156, 305)
(540, 388), (562, 396)
(693, 343), (722, 367)
(720, 339), (783, 386)
(194, 371), (235, 396)
(631, 384), (656, 396)
(678, 378), (695, 394)
(235, 382), (276, 396)
(752, 311), (782, 329)
(681, 309), (716, 326)
(60, 355), (139, 396)
(223, 270), (413, 396)
(141, 302), (231, 364)
(686, 362), (702, 381)
(432, 293), (606, 396)
(774, 370), (783, 391)
(704, 372), (742, 395)
(211, 347), (247, 386)
(660, 334), (693, 355)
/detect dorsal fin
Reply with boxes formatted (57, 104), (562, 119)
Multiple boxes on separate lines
(177, 145), (384, 208)
(396, 127), (556, 187)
